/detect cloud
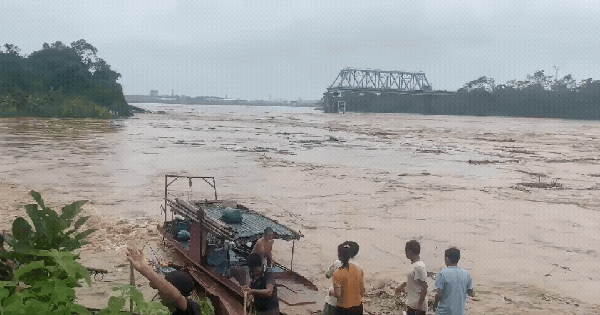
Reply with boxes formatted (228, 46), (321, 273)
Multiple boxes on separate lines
(3, 0), (600, 98)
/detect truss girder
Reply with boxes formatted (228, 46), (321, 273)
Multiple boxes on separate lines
(329, 68), (430, 92)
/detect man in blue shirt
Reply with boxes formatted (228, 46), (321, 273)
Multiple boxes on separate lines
(433, 247), (474, 315)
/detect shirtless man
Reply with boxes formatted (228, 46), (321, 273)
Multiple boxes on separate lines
(252, 227), (275, 268)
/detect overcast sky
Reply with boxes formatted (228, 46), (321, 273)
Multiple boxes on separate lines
(2, 0), (600, 100)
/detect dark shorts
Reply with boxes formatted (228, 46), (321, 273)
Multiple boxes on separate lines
(335, 303), (363, 315)
(324, 303), (336, 315)
(406, 307), (426, 315)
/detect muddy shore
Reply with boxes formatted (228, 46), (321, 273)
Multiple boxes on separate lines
(1, 105), (600, 314)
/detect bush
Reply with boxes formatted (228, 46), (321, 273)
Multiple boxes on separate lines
(0, 191), (172, 314)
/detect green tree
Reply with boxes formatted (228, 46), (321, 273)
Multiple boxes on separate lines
(2, 44), (22, 56)
(70, 39), (99, 71)
(458, 76), (495, 93)
(0, 40), (135, 118)
(526, 70), (553, 90)
(27, 42), (92, 94)
(551, 74), (577, 92)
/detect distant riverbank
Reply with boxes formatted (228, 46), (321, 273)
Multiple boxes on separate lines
(125, 95), (321, 107)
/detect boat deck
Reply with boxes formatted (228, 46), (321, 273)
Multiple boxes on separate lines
(160, 196), (321, 314)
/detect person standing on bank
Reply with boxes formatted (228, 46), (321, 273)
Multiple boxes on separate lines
(331, 243), (365, 315)
(324, 241), (361, 315)
(243, 253), (279, 315)
(395, 240), (428, 315)
(433, 247), (474, 315)
(126, 247), (202, 315)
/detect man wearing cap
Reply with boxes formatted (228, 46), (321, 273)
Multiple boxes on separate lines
(127, 247), (202, 315)
(251, 227), (275, 268)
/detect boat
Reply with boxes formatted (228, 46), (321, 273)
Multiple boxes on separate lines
(157, 175), (321, 315)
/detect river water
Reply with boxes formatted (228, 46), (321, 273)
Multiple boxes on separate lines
(1, 104), (600, 308)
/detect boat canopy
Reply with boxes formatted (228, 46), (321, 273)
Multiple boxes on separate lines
(201, 204), (303, 242)
(163, 175), (303, 244)
(167, 197), (302, 244)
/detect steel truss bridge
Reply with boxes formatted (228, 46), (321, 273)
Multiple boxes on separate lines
(326, 67), (432, 94)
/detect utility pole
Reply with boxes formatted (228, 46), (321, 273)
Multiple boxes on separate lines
(553, 65), (560, 82)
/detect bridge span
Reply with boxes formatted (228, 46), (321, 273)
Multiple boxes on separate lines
(322, 68), (453, 113)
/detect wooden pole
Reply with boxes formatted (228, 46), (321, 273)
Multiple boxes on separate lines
(243, 291), (247, 315)
(291, 240), (295, 272)
(164, 175), (168, 223)
(197, 205), (204, 261)
(129, 262), (135, 313)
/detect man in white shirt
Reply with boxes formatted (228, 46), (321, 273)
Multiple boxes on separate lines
(433, 247), (474, 315)
(395, 240), (428, 315)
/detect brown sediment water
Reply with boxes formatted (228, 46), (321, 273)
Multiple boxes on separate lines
(1, 104), (600, 313)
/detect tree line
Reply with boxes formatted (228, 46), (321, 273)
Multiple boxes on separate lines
(441, 70), (600, 119)
(334, 70), (600, 119)
(0, 40), (137, 118)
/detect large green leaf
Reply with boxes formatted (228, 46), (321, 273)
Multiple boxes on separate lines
(107, 296), (126, 313)
(24, 299), (50, 315)
(49, 279), (76, 304)
(74, 229), (96, 242)
(44, 250), (92, 286)
(60, 200), (88, 223)
(30, 190), (45, 209)
(70, 304), (92, 315)
(24, 203), (44, 234)
(198, 296), (215, 315)
(45, 209), (64, 242)
(0, 285), (10, 300)
(72, 215), (91, 231)
(129, 286), (145, 306)
(30, 278), (56, 297)
(13, 260), (45, 281)
(2, 291), (25, 314)
(12, 217), (32, 242)
(2, 234), (17, 248)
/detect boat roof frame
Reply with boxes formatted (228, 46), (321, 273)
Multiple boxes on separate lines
(162, 174), (303, 243)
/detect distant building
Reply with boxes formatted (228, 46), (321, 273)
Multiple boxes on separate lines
(150, 90), (158, 97)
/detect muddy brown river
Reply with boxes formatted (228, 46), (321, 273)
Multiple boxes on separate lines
(1, 104), (600, 313)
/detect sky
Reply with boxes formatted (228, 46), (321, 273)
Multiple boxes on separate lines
(2, 0), (600, 100)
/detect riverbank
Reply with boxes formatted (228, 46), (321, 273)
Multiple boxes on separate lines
(1, 179), (597, 314)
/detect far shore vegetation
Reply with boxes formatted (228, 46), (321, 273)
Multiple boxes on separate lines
(328, 70), (600, 119)
(1, 40), (142, 119)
